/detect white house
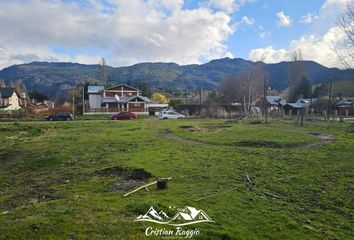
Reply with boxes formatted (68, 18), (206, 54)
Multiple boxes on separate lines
(0, 88), (22, 111)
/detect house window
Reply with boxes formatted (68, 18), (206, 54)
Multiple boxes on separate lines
(127, 92), (132, 96)
(133, 103), (140, 107)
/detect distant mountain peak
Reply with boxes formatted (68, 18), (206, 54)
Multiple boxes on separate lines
(0, 58), (353, 99)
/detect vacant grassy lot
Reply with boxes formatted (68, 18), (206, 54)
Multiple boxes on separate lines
(0, 119), (353, 239)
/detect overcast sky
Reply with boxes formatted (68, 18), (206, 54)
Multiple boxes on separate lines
(0, 0), (352, 70)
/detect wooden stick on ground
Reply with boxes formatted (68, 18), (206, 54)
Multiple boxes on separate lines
(246, 174), (253, 183)
(123, 177), (172, 197)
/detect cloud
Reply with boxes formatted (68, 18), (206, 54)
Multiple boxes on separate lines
(257, 25), (271, 38)
(276, 11), (292, 27)
(241, 16), (255, 25)
(249, 46), (288, 62)
(0, 0), (235, 70)
(314, 0), (354, 32)
(300, 13), (319, 24)
(249, 0), (354, 67)
(259, 31), (271, 39)
(249, 26), (347, 67)
(322, 0), (352, 9)
(207, 0), (254, 13)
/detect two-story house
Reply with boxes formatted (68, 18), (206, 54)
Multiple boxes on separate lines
(87, 84), (151, 113)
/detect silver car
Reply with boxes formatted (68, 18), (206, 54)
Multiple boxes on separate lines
(159, 111), (185, 120)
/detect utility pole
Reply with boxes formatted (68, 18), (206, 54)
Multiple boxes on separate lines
(300, 107), (304, 126)
(263, 76), (268, 124)
(82, 86), (85, 115)
(326, 76), (333, 121)
(72, 85), (75, 119)
(199, 88), (202, 105)
(199, 88), (202, 115)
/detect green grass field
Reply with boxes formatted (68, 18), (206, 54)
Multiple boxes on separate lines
(0, 119), (353, 239)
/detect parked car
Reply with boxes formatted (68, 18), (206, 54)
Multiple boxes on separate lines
(47, 112), (73, 121)
(159, 111), (185, 120)
(111, 112), (137, 120)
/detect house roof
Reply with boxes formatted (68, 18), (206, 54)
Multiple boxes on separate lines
(266, 96), (286, 105)
(335, 99), (353, 108)
(0, 88), (16, 98)
(87, 85), (104, 94)
(137, 96), (151, 103)
(285, 103), (303, 109)
(101, 95), (151, 104)
(285, 99), (314, 109)
(147, 103), (169, 108)
(106, 84), (139, 91)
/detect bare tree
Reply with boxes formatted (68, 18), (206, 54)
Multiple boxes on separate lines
(14, 80), (28, 97)
(336, 2), (354, 70)
(99, 58), (108, 85)
(0, 79), (5, 88)
(220, 75), (241, 104)
(288, 49), (308, 102)
(220, 66), (264, 117)
(245, 62), (265, 113)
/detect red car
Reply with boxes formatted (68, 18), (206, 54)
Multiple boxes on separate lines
(111, 112), (137, 120)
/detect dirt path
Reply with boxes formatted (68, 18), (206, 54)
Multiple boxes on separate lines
(163, 133), (215, 146)
(289, 132), (336, 149)
(148, 120), (336, 149)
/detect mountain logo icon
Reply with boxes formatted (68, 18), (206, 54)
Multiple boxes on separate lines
(134, 206), (214, 226)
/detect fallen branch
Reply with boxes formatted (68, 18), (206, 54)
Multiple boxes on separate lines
(303, 224), (318, 232)
(123, 177), (172, 197)
(252, 187), (281, 199)
(277, 175), (295, 181)
(246, 174), (253, 183)
(262, 190), (281, 199)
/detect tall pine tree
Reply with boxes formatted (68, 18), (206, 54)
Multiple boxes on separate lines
(294, 76), (312, 99)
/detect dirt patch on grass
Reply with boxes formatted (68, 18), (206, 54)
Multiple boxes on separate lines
(181, 125), (207, 133)
(232, 140), (285, 148)
(179, 125), (231, 133)
(154, 121), (336, 149)
(109, 180), (144, 191)
(205, 125), (232, 129)
(93, 166), (152, 180)
(0, 185), (63, 210)
(164, 130), (336, 149)
(308, 132), (336, 141)
(164, 133), (210, 145)
(93, 166), (153, 192)
(293, 132), (336, 149)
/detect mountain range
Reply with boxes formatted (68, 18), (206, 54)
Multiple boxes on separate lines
(0, 58), (353, 98)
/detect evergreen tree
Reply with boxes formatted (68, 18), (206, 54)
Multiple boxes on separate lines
(135, 81), (152, 97)
(209, 89), (220, 102)
(294, 76), (312, 99)
(313, 83), (328, 98)
(29, 90), (48, 102)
